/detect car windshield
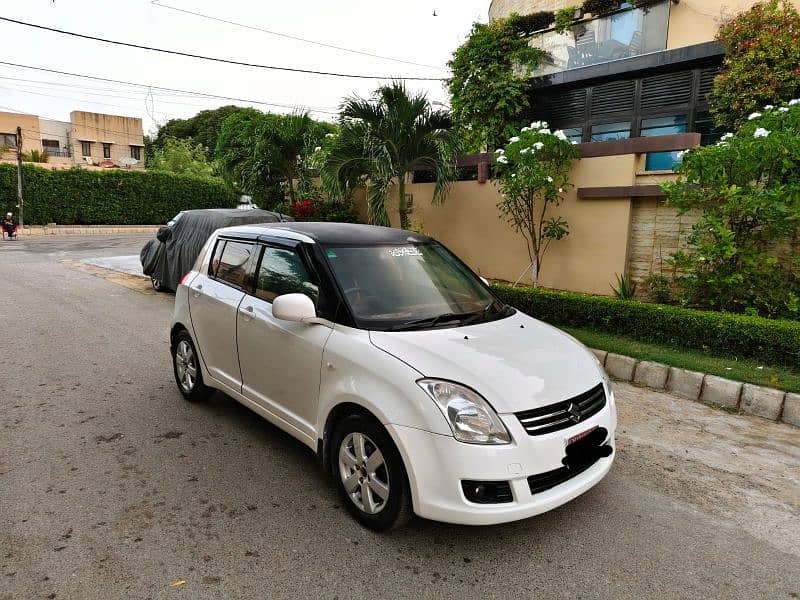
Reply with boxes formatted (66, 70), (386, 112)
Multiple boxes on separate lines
(324, 243), (513, 330)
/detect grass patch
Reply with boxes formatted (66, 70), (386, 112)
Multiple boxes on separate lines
(563, 326), (800, 394)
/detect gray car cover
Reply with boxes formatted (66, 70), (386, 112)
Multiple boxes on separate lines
(140, 208), (290, 291)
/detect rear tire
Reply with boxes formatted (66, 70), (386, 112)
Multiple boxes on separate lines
(171, 330), (212, 402)
(330, 414), (413, 531)
(151, 275), (165, 292)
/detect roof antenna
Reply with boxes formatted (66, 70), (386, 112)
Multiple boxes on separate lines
(432, 10), (438, 16)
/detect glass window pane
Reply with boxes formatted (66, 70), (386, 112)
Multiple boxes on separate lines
(641, 115), (688, 137)
(215, 241), (254, 289)
(563, 127), (583, 143)
(694, 112), (726, 146)
(2, 133), (18, 146)
(645, 151), (681, 171)
(256, 247), (318, 303)
(591, 122), (631, 142)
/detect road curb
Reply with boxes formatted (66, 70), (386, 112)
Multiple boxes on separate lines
(13, 225), (160, 236)
(591, 348), (798, 428)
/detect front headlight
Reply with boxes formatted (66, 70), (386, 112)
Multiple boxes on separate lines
(418, 379), (511, 445)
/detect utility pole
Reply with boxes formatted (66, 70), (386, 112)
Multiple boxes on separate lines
(15, 126), (24, 234)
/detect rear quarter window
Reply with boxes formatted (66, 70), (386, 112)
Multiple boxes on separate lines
(210, 240), (255, 290)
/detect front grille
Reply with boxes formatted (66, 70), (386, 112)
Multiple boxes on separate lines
(514, 383), (606, 436)
(528, 455), (601, 495)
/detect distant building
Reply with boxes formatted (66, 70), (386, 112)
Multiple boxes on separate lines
(0, 110), (145, 169)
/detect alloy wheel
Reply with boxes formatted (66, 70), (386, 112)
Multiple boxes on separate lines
(338, 432), (390, 515)
(175, 340), (197, 393)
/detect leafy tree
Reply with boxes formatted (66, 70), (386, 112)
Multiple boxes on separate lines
(663, 101), (800, 318)
(711, 0), (800, 127)
(321, 81), (460, 229)
(447, 15), (544, 152)
(148, 137), (217, 178)
(215, 109), (334, 207)
(152, 105), (252, 160)
(493, 123), (580, 287)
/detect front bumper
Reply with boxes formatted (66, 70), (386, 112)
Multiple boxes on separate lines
(387, 393), (616, 526)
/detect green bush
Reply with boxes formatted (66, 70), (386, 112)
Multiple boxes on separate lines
(492, 284), (800, 367)
(0, 164), (238, 225)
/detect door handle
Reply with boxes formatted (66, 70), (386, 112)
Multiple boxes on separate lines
(238, 305), (254, 320)
(191, 284), (203, 298)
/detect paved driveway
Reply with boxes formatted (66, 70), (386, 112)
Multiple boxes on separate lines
(1, 236), (798, 599)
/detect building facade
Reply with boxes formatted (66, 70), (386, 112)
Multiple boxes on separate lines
(0, 110), (145, 169)
(395, 0), (800, 295)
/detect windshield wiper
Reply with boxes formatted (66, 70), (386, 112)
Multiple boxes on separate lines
(387, 311), (479, 331)
(461, 299), (506, 325)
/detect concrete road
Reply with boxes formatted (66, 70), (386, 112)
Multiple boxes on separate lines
(1, 236), (798, 600)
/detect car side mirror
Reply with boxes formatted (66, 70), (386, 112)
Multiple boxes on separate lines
(272, 293), (317, 323)
(156, 226), (172, 242)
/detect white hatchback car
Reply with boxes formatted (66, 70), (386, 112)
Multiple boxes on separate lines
(171, 223), (616, 530)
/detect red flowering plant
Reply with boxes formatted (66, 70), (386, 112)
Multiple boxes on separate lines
(291, 199), (316, 221)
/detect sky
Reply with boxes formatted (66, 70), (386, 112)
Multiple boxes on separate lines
(0, 0), (488, 136)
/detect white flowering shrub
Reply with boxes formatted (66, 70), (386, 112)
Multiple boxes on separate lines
(493, 122), (580, 286)
(663, 101), (800, 318)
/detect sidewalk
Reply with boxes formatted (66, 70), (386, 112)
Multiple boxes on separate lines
(13, 224), (160, 236)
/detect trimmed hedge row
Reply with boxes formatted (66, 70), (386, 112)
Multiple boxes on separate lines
(493, 285), (800, 367)
(0, 164), (238, 225)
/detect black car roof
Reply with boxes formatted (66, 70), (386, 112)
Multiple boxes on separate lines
(254, 222), (433, 245)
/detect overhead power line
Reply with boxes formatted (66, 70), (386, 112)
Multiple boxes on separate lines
(0, 17), (446, 81)
(150, 0), (445, 71)
(0, 61), (340, 114)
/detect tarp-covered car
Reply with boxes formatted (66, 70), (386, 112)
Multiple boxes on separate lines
(140, 208), (290, 292)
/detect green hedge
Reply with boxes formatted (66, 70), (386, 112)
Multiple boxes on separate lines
(0, 164), (238, 225)
(492, 285), (800, 367)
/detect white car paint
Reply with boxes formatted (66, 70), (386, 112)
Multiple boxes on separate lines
(172, 224), (616, 526)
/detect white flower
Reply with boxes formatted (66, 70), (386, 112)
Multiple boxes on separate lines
(748, 112), (762, 120)
(494, 148), (505, 154)
(511, 174), (516, 178)
(764, 104), (775, 110)
(497, 155), (509, 164)
(789, 99), (800, 106)
(314, 146), (322, 152)
(779, 107), (790, 112)
(558, 187), (564, 193)
(530, 121), (541, 129)
(521, 127), (530, 132)
(533, 141), (544, 150)
(554, 130), (568, 141)
(676, 150), (688, 159)
(325, 133), (334, 138)
(509, 136), (520, 143)
(541, 121), (548, 128)
(520, 148), (529, 154)
(753, 127), (770, 138)
(571, 140), (579, 145)
(720, 132), (734, 141)
(539, 128), (551, 135)
(546, 176), (553, 183)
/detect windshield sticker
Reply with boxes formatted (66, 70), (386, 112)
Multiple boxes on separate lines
(388, 247), (423, 257)
(326, 250), (338, 259)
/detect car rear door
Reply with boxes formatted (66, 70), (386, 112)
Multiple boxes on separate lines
(188, 237), (256, 392)
(237, 240), (332, 443)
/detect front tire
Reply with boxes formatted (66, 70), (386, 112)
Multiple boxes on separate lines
(151, 275), (166, 292)
(330, 414), (412, 531)
(171, 330), (212, 402)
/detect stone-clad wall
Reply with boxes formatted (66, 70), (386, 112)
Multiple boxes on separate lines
(628, 198), (698, 287)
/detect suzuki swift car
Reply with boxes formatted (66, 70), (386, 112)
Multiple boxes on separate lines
(170, 222), (616, 530)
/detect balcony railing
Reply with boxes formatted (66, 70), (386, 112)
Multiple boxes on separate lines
(44, 147), (72, 158)
(530, 2), (670, 76)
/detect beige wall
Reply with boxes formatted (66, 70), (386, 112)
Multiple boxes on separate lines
(0, 111), (41, 159)
(359, 153), (641, 295)
(70, 111), (144, 169)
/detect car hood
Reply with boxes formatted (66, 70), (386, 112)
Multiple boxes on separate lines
(369, 311), (604, 414)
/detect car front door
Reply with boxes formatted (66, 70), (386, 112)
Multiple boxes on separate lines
(237, 242), (332, 443)
(188, 237), (256, 392)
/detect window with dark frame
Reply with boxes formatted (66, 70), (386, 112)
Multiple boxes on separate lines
(80, 140), (92, 156)
(102, 143), (112, 159)
(641, 115), (688, 171)
(1, 133), (17, 147)
(42, 139), (60, 149)
(130, 145), (141, 161)
(211, 240), (255, 290)
(255, 246), (319, 304)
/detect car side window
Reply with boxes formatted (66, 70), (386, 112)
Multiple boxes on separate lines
(256, 246), (319, 304)
(212, 240), (255, 290)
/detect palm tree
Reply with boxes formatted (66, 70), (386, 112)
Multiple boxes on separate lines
(321, 82), (460, 229)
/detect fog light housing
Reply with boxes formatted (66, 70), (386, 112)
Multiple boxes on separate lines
(461, 480), (513, 504)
